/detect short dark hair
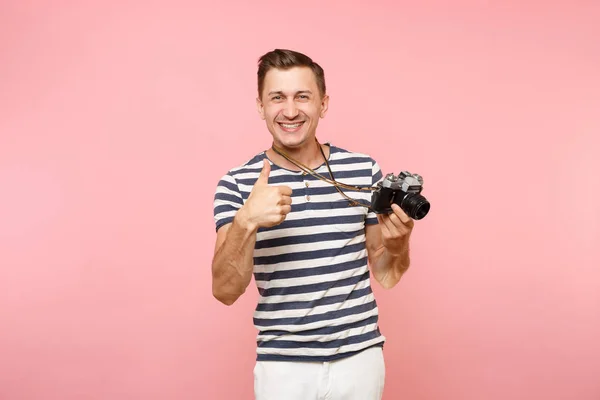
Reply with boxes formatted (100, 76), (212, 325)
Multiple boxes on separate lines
(257, 49), (326, 99)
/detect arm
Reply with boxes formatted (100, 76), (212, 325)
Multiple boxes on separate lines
(211, 209), (259, 306)
(211, 159), (292, 306)
(365, 204), (413, 289)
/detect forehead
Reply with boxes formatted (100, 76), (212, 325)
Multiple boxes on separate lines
(262, 66), (319, 94)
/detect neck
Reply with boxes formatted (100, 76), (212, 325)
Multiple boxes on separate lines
(269, 138), (328, 171)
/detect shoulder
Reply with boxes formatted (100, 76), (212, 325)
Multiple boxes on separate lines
(226, 151), (268, 177)
(329, 143), (376, 160)
(328, 143), (384, 184)
(328, 143), (380, 167)
(216, 151), (268, 184)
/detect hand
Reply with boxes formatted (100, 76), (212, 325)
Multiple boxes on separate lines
(238, 159), (293, 230)
(376, 203), (414, 256)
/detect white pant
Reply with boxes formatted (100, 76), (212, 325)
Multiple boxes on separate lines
(254, 346), (385, 400)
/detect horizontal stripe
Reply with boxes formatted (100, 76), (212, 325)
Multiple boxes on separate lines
(267, 199), (368, 220)
(254, 306), (380, 336)
(235, 168), (373, 187)
(258, 315), (379, 339)
(253, 247), (368, 275)
(254, 290), (374, 320)
(254, 246), (367, 276)
(213, 144), (387, 362)
(258, 310), (379, 338)
(257, 277), (371, 304)
(373, 169), (383, 181)
(256, 337), (386, 360)
(258, 323), (379, 345)
(256, 286), (373, 312)
(256, 264), (368, 292)
(254, 223), (364, 248)
(253, 236), (366, 260)
(237, 173), (307, 186)
(254, 292), (375, 319)
(254, 229), (365, 250)
(213, 192), (243, 205)
(215, 216), (233, 231)
(253, 241), (366, 265)
(254, 299), (377, 327)
(254, 256), (367, 282)
(258, 329), (382, 349)
(256, 214), (365, 234)
(258, 270), (370, 297)
(213, 204), (240, 216)
(327, 156), (376, 166)
(215, 178), (239, 193)
(235, 184), (374, 198)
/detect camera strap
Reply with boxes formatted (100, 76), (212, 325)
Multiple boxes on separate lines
(271, 137), (375, 209)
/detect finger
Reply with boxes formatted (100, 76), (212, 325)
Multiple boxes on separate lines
(278, 185), (293, 196)
(256, 159), (271, 185)
(380, 213), (400, 236)
(389, 213), (413, 236)
(391, 204), (412, 225)
(377, 214), (393, 238)
(388, 211), (405, 229)
(279, 196), (293, 206)
(280, 205), (292, 215)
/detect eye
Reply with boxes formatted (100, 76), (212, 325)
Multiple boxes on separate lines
(272, 96), (282, 101)
(297, 95), (309, 100)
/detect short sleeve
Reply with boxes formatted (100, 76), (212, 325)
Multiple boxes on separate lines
(213, 172), (244, 232)
(365, 159), (384, 225)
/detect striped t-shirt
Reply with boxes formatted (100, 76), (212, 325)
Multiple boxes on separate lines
(213, 143), (386, 362)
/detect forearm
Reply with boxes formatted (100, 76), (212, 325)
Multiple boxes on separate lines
(212, 209), (258, 305)
(370, 239), (410, 289)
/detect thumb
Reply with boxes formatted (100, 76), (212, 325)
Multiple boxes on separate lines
(256, 159), (271, 185)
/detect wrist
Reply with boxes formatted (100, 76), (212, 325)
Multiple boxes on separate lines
(384, 238), (410, 258)
(234, 206), (259, 233)
(385, 249), (407, 261)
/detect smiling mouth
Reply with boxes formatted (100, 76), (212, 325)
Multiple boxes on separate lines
(277, 121), (305, 132)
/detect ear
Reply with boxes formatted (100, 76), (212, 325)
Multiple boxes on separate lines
(256, 97), (265, 120)
(319, 94), (330, 119)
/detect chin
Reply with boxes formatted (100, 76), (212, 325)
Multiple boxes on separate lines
(278, 137), (310, 150)
(273, 131), (309, 149)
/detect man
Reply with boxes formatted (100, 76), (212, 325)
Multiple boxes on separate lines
(211, 49), (415, 400)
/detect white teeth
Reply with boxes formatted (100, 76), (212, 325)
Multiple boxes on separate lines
(280, 123), (303, 129)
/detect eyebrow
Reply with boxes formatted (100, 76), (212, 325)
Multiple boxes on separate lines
(268, 90), (313, 96)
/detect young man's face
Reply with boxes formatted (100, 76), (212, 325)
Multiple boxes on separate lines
(257, 66), (329, 150)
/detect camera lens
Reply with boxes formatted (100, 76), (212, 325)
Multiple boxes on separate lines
(401, 194), (430, 220)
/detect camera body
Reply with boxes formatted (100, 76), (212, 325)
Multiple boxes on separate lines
(371, 171), (431, 220)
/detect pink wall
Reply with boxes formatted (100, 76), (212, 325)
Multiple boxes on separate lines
(1, 1), (599, 399)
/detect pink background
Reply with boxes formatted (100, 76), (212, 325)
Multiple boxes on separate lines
(1, 1), (599, 399)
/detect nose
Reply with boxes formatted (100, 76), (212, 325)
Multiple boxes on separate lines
(282, 98), (299, 119)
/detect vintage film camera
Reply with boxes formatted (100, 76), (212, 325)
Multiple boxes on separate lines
(371, 171), (431, 220)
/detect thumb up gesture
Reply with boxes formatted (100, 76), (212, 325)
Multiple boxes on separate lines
(241, 159), (293, 230)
